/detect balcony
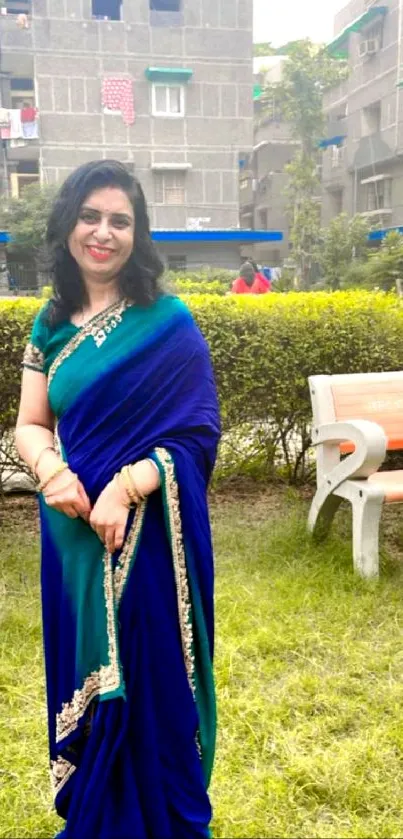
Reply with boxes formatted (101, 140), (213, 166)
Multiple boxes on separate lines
(254, 118), (296, 147)
(239, 175), (255, 210)
(353, 133), (394, 169)
(321, 145), (347, 187)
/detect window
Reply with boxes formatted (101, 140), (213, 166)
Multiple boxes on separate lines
(258, 209), (268, 228)
(150, 0), (180, 10)
(10, 172), (39, 198)
(167, 254), (187, 271)
(152, 84), (184, 117)
(154, 171), (185, 205)
(92, 0), (122, 21)
(362, 101), (381, 136)
(367, 179), (392, 212)
(331, 189), (343, 215)
(10, 77), (34, 109)
(2, 1), (30, 13)
(331, 144), (344, 168)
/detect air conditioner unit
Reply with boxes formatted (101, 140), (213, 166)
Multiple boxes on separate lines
(358, 40), (368, 58)
(366, 38), (380, 55)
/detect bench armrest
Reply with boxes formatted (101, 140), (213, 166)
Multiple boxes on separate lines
(312, 419), (387, 490)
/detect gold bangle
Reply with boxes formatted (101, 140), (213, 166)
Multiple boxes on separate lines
(114, 473), (131, 509)
(121, 464), (144, 505)
(127, 465), (145, 503)
(120, 465), (139, 505)
(33, 446), (55, 477)
(37, 462), (69, 493)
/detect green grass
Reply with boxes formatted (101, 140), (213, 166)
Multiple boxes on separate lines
(2, 492), (403, 837)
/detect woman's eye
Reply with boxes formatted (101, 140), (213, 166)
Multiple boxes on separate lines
(80, 211), (98, 224)
(112, 217), (130, 229)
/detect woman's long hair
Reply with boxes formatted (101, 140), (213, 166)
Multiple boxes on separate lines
(43, 160), (165, 325)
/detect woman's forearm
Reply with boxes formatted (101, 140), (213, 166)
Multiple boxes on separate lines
(129, 459), (161, 498)
(15, 424), (60, 477)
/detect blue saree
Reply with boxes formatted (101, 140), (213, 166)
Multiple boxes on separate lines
(23, 295), (220, 839)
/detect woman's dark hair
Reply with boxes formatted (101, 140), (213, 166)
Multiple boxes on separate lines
(239, 261), (255, 288)
(43, 160), (165, 325)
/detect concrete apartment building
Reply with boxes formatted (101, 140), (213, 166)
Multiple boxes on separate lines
(239, 57), (296, 266)
(322, 0), (403, 238)
(0, 0), (262, 270)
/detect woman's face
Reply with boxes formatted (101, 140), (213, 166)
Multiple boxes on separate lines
(68, 186), (135, 285)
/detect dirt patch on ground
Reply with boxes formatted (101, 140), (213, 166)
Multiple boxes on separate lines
(0, 493), (39, 535)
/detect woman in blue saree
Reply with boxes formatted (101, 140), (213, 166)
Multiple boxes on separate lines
(16, 160), (220, 839)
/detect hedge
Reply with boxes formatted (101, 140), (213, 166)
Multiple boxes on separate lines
(2, 291), (403, 486)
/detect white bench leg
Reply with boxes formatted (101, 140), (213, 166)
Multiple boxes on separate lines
(352, 493), (383, 579)
(308, 492), (344, 541)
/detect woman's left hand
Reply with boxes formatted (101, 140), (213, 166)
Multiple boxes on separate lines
(89, 479), (129, 554)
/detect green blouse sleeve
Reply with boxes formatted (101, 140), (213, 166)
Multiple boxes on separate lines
(22, 305), (51, 373)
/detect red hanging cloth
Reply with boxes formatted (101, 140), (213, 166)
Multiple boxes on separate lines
(102, 77), (135, 126)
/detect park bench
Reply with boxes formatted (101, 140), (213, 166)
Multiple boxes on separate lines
(308, 371), (403, 579)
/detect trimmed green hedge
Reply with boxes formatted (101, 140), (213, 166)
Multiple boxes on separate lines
(2, 291), (403, 484)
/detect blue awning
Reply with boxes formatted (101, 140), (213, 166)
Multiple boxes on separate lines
(368, 226), (403, 241)
(0, 231), (10, 243)
(318, 135), (346, 149)
(151, 229), (283, 243)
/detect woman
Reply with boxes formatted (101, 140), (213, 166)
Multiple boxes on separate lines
(231, 261), (271, 295)
(16, 160), (220, 839)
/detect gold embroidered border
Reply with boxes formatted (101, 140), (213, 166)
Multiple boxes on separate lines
(155, 447), (195, 696)
(22, 341), (44, 372)
(56, 546), (120, 743)
(50, 755), (76, 797)
(48, 299), (129, 387)
(114, 502), (147, 603)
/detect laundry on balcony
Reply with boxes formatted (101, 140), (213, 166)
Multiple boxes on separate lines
(0, 107), (39, 140)
(102, 76), (135, 125)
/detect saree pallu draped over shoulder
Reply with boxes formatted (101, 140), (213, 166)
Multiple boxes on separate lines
(35, 296), (220, 839)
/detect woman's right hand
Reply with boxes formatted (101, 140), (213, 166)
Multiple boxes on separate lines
(42, 467), (92, 521)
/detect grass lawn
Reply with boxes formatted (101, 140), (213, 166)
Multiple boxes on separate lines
(2, 489), (403, 838)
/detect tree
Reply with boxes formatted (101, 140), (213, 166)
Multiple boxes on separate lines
(366, 231), (403, 291)
(261, 39), (348, 287)
(0, 182), (57, 260)
(253, 42), (276, 57)
(315, 213), (370, 290)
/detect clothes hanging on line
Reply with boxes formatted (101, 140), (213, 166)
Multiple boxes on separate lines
(21, 106), (37, 123)
(9, 109), (23, 139)
(22, 120), (39, 139)
(102, 77), (135, 125)
(0, 108), (10, 127)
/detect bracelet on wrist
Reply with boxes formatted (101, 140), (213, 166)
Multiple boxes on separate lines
(37, 462), (69, 494)
(33, 446), (56, 477)
(120, 464), (144, 505)
(114, 473), (132, 509)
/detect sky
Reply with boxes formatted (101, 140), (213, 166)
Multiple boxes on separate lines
(253, 0), (348, 46)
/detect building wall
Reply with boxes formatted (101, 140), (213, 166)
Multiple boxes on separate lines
(322, 0), (403, 230)
(0, 0), (253, 232)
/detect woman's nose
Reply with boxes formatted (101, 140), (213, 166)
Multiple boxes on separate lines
(94, 217), (111, 242)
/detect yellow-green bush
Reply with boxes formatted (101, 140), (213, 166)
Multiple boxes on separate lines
(173, 279), (228, 296)
(2, 291), (403, 484)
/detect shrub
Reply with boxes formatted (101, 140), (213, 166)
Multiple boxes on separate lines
(0, 299), (43, 492)
(173, 279), (228, 296)
(2, 290), (403, 486)
(164, 268), (236, 288)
